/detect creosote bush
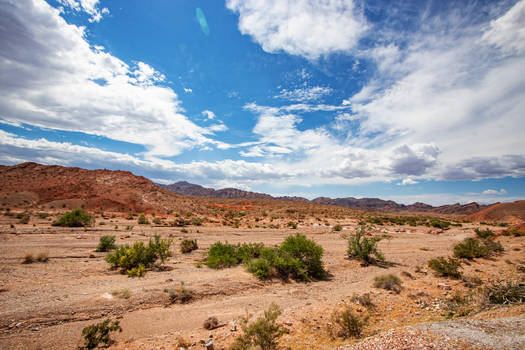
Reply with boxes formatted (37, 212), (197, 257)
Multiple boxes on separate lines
(329, 305), (368, 339)
(52, 209), (94, 227)
(428, 256), (463, 279)
(373, 274), (402, 293)
(347, 226), (384, 265)
(453, 237), (503, 260)
(96, 235), (116, 252)
(229, 303), (286, 350)
(81, 319), (122, 349)
(105, 234), (172, 276)
(180, 239), (198, 253)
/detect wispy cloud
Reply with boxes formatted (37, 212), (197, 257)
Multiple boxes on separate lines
(274, 86), (332, 102)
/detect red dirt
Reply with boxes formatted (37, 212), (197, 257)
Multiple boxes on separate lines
(464, 200), (525, 224)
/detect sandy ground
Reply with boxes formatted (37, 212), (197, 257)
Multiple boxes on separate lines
(0, 215), (524, 349)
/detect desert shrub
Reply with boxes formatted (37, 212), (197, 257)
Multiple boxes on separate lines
(442, 292), (476, 319)
(277, 234), (325, 280)
(190, 217), (203, 226)
(105, 234), (172, 276)
(373, 274), (402, 293)
(502, 226), (525, 237)
(229, 303), (286, 350)
(203, 316), (219, 330)
(287, 221), (297, 229)
(350, 293), (375, 310)
(180, 239), (198, 253)
(462, 275), (482, 288)
(52, 209), (94, 227)
(96, 235), (116, 252)
(474, 228), (494, 239)
(18, 213), (30, 224)
(330, 305), (368, 339)
(152, 217), (162, 225)
(81, 319), (122, 349)
(483, 279), (525, 304)
(347, 226), (384, 265)
(165, 282), (194, 304)
(22, 253), (34, 264)
(429, 219), (450, 229)
(453, 238), (503, 260)
(333, 224), (343, 232)
(36, 252), (49, 263)
(206, 241), (242, 268)
(137, 214), (149, 225)
(37, 212), (49, 219)
(111, 289), (131, 299)
(428, 256), (462, 278)
(247, 258), (272, 279)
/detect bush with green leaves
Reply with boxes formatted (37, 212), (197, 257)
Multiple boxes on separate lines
(205, 242), (263, 268)
(52, 209), (94, 227)
(277, 234), (325, 280)
(287, 221), (297, 229)
(180, 239), (198, 253)
(330, 305), (368, 339)
(347, 226), (384, 265)
(453, 238), (503, 260)
(373, 274), (402, 293)
(474, 228), (494, 239)
(429, 219), (450, 229)
(333, 224), (343, 232)
(137, 214), (149, 225)
(229, 303), (286, 350)
(96, 235), (116, 252)
(105, 234), (172, 276)
(81, 319), (122, 349)
(428, 256), (462, 278)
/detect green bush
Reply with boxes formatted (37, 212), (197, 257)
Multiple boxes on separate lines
(483, 279), (525, 304)
(81, 319), (122, 349)
(429, 219), (450, 229)
(453, 238), (503, 260)
(373, 274), (402, 293)
(333, 224), (343, 232)
(96, 235), (116, 252)
(229, 303), (286, 350)
(18, 213), (30, 224)
(180, 239), (198, 253)
(206, 242), (263, 268)
(278, 234), (325, 280)
(428, 256), (462, 278)
(247, 258), (272, 279)
(347, 226), (384, 265)
(137, 214), (149, 225)
(330, 305), (368, 339)
(105, 234), (172, 276)
(287, 221), (297, 229)
(474, 228), (494, 239)
(52, 209), (94, 227)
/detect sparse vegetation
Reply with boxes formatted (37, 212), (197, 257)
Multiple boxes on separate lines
(165, 282), (194, 304)
(333, 224), (343, 232)
(329, 305), (368, 339)
(347, 226), (384, 265)
(350, 293), (375, 310)
(96, 235), (116, 252)
(137, 214), (149, 225)
(453, 237), (503, 260)
(180, 239), (198, 253)
(229, 303), (286, 350)
(105, 234), (172, 276)
(373, 274), (402, 293)
(111, 289), (131, 299)
(483, 279), (525, 304)
(52, 209), (94, 227)
(428, 256), (462, 278)
(81, 319), (122, 349)
(474, 227), (494, 239)
(22, 253), (34, 264)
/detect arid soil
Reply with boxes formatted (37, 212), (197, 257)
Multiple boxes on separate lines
(0, 212), (524, 350)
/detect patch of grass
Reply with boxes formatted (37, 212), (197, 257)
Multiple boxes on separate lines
(81, 319), (122, 349)
(350, 293), (375, 310)
(428, 256), (462, 278)
(111, 289), (131, 299)
(52, 209), (94, 227)
(229, 303), (286, 350)
(180, 239), (198, 253)
(373, 274), (402, 293)
(453, 238), (503, 260)
(347, 226), (384, 266)
(96, 235), (117, 252)
(329, 305), (368, 339)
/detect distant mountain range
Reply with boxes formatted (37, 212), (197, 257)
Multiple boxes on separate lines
(160, 181), (488, 215)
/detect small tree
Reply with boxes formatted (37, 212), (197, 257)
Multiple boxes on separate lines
(347, 226), (384, 265)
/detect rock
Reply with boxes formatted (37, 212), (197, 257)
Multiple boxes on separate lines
(205, 339), (214, 350)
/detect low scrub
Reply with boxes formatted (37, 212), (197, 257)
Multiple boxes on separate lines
(81, 319), (122, 349)
(165, 282), (194, 304)
(373, 274), (402, 293)
(429, 219), (450, 229)
(347, 226), (384, 265)
(350, 293), (375, 310)
(229, 303), (286, 350)
(453, 238), (503, 260)
(52, 209), (94, 227)
(105, 234), (172, 276)
(96, 235), (116, 252)
(474, 228), (494, 239)
(207, 235), (326, 282)
(329, 305), (368, 339)
(137, 214), (149, 225)
(428, 256), (462, 279)
(483, 279), (525, 304)
(180, 239), (198, 253)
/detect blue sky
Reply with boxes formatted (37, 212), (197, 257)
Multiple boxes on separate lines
(0, 0), (524, 205)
